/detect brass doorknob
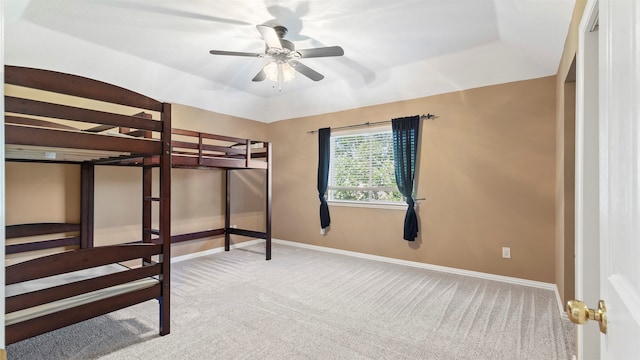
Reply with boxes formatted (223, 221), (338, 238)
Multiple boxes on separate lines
(566, 299), (607, 334)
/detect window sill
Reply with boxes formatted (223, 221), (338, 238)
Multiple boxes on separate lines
(328, 200), (407, 210)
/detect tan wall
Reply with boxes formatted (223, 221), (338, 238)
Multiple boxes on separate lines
(555, 0), (587, 304)
(5, 163), (81, 264)
(269, 76), (557, 283)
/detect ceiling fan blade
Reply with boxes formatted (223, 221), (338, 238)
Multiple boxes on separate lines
(290, 60), (324, 81)
(209, 50), (263, 57)
(256, 25), (283, 50)
(296, 46), (345, 58)
(252, 69), (267, 82)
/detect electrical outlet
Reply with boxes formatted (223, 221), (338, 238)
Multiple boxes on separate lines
(230, 224), (237, 228)
(502, 247), (511, 259)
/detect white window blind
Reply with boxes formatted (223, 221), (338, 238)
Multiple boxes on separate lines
(328, 127), (403, 204)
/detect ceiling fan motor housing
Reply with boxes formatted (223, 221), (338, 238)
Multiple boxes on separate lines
(266, 29), (299, 62)
(273, 25), (288, 38)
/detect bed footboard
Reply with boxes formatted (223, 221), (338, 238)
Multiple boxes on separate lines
(5, 244), (166, 345)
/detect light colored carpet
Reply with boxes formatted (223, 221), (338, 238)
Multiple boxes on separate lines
(7, 243), (575, 359)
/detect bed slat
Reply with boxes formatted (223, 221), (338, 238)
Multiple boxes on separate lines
(6, 244), (162, 285)
(5, 65), (163, 112)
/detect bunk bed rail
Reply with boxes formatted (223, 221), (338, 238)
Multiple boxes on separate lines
(171, 128), (268, 169)
(5, 223), (81, 254)
(6, 243), (161, 285)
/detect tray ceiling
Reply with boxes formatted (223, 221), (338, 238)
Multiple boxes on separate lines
(4, 0), (575, 122)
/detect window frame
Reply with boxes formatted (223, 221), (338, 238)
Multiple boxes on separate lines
(327, 125), (406, 209)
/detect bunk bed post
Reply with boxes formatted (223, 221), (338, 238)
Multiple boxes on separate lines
(266, 142), (272, 260)
(159, 103), (172, 336)
(225, 170), (231, 251)
(198, 132), (203, 165)
(245, 139), (251, 168)
(80, 162), (95, 248)
(156, 104), (172, 335)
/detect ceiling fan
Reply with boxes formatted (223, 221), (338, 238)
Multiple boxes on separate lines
(209, 24), (344, 85)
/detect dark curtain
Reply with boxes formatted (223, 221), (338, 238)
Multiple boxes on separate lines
(317, 127), (331, 230)
(392, 116), (420, 241)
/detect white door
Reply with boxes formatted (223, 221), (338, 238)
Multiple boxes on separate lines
(597, 0), (640, 358)
(575, 0), (640, 358)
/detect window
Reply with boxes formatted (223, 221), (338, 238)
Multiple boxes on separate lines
(328, 127), (404, 205)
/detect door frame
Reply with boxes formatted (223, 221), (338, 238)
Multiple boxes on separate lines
(575, 0), (601, 358)
(0, 0), (6, 351)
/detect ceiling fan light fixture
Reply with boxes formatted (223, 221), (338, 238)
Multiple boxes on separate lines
(281, 62), (296, 82)
(264, 61), (279, 81)
(263, 61), (295, 83)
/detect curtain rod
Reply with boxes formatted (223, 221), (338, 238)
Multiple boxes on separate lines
(306, 114), (437, 134)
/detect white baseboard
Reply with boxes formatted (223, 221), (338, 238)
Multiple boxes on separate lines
(555, 286), (570, 320)
(171, 238), (264, 263)
(272, 238), (568, 318)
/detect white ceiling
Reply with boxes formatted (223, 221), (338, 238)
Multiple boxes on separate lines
(4, 0), (575, 123)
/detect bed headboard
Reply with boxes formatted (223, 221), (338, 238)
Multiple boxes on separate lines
(4, 65), (172, 162)
(5, 65), (163, 111)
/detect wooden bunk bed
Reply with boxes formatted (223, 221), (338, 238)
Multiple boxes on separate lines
(4, 65), (172, 345)
(167, 128), (272, 260)
(116, 114), (273, 260)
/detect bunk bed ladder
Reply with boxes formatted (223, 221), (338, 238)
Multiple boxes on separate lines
(142, 184), (159, 248)
(142, 131), (158, 258)
(139, 107), (172, 336)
